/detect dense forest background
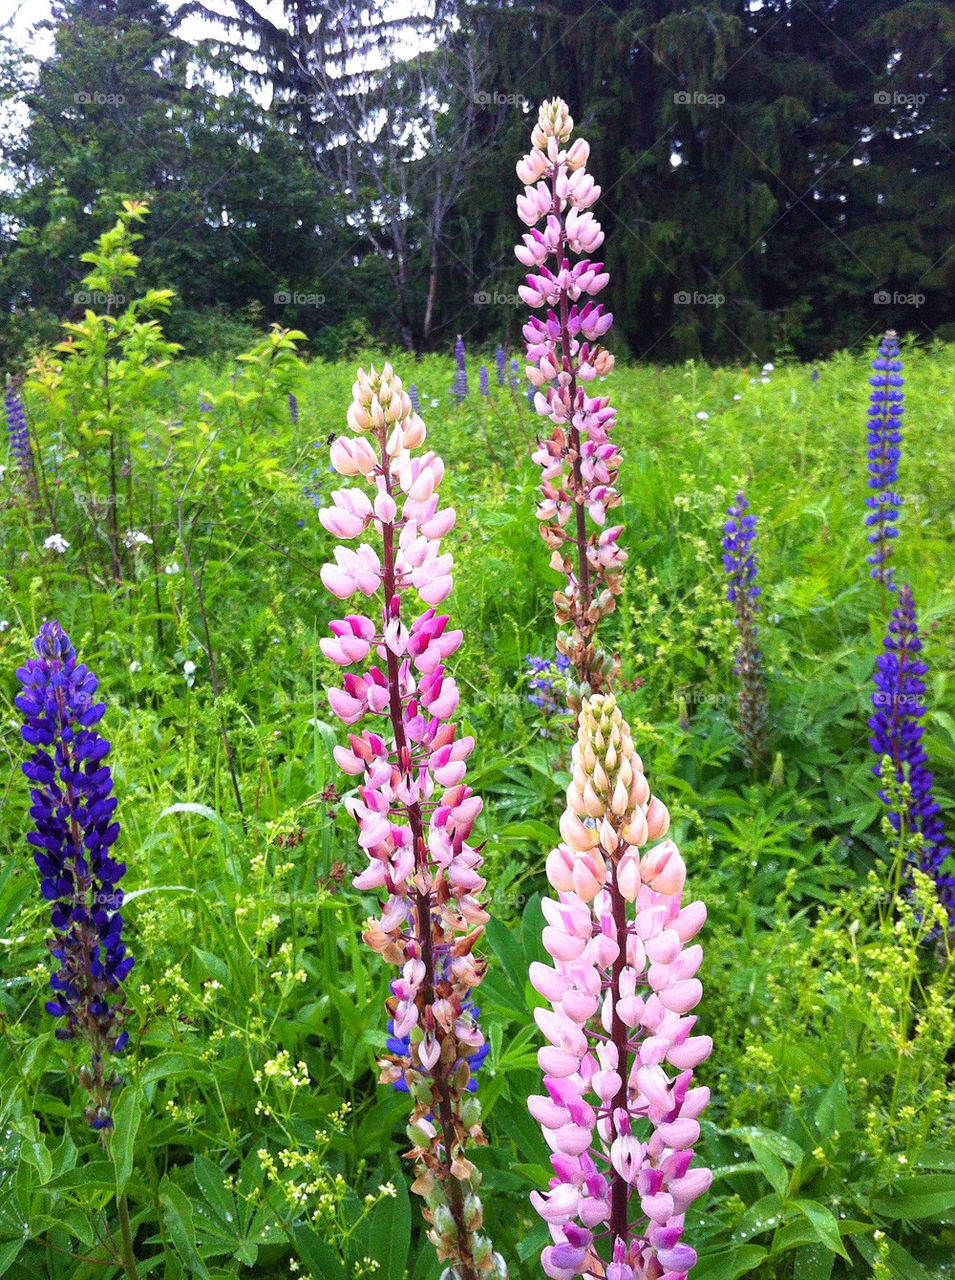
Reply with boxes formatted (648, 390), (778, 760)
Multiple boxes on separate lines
(1, 0), (953, 367)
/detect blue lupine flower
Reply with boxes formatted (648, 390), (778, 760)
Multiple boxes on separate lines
(495, 346), (506, 386)
(386, 1000), (490, 1094)
(4, 386), (36, 492)
(453, 334), (467, 401)
(864, 330), (903, 593)
(479, 364), (489, 397)
(722, 492), (768, 769)
(508, 358), (519, 392)
(868, 584), (954, 927)
(408, 383), (421, 414)
(288, 392), (299, 425)
(525, 653), (571, 713)
(15, 621), (131, 1129)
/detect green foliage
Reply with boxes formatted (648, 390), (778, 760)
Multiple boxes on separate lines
(1, 315), (954, 1276)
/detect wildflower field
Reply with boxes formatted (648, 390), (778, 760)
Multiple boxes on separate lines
(2, 114), (955, 1280)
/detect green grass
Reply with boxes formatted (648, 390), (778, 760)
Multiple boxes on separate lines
(1, 338), (954, 1279)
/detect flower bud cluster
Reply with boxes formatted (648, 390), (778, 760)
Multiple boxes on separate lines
(321, 364), (504, 1279)
(515, 98), (626, 706)
(530, 695), (712, 1280)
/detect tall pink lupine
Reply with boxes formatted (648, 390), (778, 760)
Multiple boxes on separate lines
(516, 98), (626, 712)
(530, 694), (712, 1279)
(320, 364), (506, 1280)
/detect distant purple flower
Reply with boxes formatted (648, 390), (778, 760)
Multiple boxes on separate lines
(508, 358), (519, 392)
(525, 653), (571, 713)
(722, 492), (768, 769)
(864, 330), (902, 594)
(408, 383), (420, 414)
(479, 364), (489, 397)
(453, 334), (467, 401)
(495, 347), (506, 386)
(15, 621), (132, 1129)
(198, 394), (213, 415)
(868, 584), (954, 927)
(4, 386), (36, 493)
(288, 392), (299, 425)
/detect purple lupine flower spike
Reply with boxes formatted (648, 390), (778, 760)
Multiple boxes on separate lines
(408, 383), (421, 414)
(722, 492), (768, 770)
(868, 585), (954, 928)
(864, 330), (903, 595)
(15, 621), (132, 1130)
(5, 384), (37, 495)
(454, 334), (467, 401)
(495, 347), (506, 386)
(288, 392), (299, 425)
(479, 364), (489, 397)
(508, 359), (519, 392)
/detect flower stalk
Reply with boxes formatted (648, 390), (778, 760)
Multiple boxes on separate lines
(721, 492), (768, 771)
(15, 620), (133, 1131)
(320, 363), (505, 1279)
(530, 694), (712, 1279)
(868, 584), (954, 930)
(516, 99), (625, 713)
(864, 330), (903, 606)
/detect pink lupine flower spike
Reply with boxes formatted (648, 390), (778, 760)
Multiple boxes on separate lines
(320, 364), (506, 1280)
(531, 694), (712, 1280)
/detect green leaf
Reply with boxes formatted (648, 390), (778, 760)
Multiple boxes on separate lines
(291, 1226), (348, 1280)
(747, 1133), (790, 1197)
(111, 1086), (142, 1193)
(693, 1245), (768, 1280)
(192, 1156), (235, 1225)
(791, 1200), (850, 1260)
(160, 1179), (210, 1277)
(852, 1230), (934, 1280)
(813, 1076), (850, 1139)
(141, 1052), (199, 1087)
(732, 1127), (805, 1166)
(911, 1145), (955, 1171)
(793, 1242), (835, 1280)
(363, 1177), (410, 1275)
(0, 1241), (23, 1276)
(870, 1173), (955, 1220)
(11, 1115), (52, 1185)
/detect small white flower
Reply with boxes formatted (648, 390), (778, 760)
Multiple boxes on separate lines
(183, 660), (196, 677)
(695, 411), (709, 421)
(129, 660), (141, 673)
(0, 465), (7, 480)
(762, 362), (774, 373)
(760, 376), (770, 384)
(733, 394), (742, 401)
(43, 534), (69, 553)
(124, 529), (153, 549)
(0, 619), (9, 632)
(164, 562), (180, 575)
